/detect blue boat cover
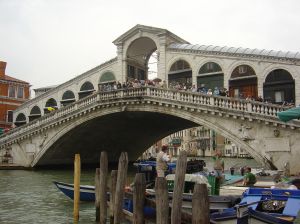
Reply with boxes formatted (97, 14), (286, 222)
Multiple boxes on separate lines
(283, 198), (300, 217)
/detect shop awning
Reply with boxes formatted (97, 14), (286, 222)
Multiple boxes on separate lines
(277, 107), (300, 122)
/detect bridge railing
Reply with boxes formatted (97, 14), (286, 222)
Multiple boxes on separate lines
(0, 86), (292, 144)
(147, 87), (285, 117)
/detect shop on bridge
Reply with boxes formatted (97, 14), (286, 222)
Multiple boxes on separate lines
(168, 60), (192, 89)
(60, 90), (76, 107)
(229, 65), (258, 99)
(78, 81), (95, 99)
(263, 69), (295, 105)
(28, 106), (42, 122)
(197, 62), (224, 91)
(98, 72), (116, 91)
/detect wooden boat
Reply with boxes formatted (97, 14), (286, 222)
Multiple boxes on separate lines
(53, 181), (95, 201)
(211, 187), (300, 223)
(53, 180), (240, 212)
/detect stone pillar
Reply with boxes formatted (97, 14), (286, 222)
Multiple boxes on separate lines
(157, 36), (167, 83)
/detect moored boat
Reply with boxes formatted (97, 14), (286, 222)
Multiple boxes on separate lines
(211, 187), (300, 223)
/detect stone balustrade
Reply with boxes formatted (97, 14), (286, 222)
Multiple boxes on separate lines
(0, 86), (298, 147)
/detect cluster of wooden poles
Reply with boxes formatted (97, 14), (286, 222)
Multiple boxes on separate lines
(73, 150), (211, 224)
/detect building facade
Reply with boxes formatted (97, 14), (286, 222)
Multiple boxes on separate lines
(0, 61), (30, 133)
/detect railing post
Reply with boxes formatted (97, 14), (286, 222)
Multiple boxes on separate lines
(209, 96), (215, 105)
(247, 102), (253, 112)
(146, 87), (150, 96)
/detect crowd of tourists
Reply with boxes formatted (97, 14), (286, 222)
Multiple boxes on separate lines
(99, 79), (295, 107)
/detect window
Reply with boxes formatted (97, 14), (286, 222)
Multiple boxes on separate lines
(275, 91), (284, 103)
(7, 111), (13, 123)
(17, 87), (24, 98)
(234, 89), (239, 97)
(8, 86), (16, 98)
(238, 65), (247, 74)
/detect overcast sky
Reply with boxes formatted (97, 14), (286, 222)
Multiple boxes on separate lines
(1, 0), (300, 92)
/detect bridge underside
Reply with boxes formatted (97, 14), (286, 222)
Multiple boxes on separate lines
(36, 111), (197, 167)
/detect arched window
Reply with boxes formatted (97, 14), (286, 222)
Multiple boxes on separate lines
(168, 60), (192, 89)
(45, 98), (58, 113)
(99, 72), (116, 91)
(263, 69), (295, 104)
(79, 81), (95, 99)
(229, 65), (257, 99)
(61, 90), (75, 106)
(198, 62), (223, 91)
(15, 113), (26, 127)
(29, 106), (41, 122)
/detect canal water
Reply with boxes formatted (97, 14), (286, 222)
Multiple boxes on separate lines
(0, 157), (259, 224)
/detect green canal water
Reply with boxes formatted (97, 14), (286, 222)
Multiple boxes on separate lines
(0, 157), (259, 224)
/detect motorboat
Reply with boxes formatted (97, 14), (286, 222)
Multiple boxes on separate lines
(211, 187), (300, 223)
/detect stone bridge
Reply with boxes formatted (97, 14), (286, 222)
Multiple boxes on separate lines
(1, 87), (300, 173)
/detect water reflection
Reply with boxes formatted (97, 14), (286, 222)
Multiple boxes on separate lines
(0, 158), (259, 223)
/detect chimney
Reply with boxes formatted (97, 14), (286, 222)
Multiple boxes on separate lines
(0, 61), (7, 78)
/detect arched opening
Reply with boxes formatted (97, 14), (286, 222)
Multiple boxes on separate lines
(44, 98), (58, 114)
(168, 60), (192, 89)
(79, 81), (95, 99)
(98, 72), (116, 91)
(15, 113), (26, 127)
(126, 37), (157, 82)
(229, 65), (257, 99)
(61, 90), (76, 106)
(29, 106), (41, 122)
(263, 69), (295, 104)
(198, 62), (224, 91)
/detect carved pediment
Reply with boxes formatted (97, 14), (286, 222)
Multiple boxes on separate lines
(113, 24), (189, 46)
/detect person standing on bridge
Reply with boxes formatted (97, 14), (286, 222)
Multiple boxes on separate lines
(156, 145), (171, 177)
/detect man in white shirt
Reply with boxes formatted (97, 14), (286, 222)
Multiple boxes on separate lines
(156, 145), (171, 177)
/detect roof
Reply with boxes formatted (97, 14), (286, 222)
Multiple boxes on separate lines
(0, 75), (30, 84)
(113, 24), (189, 45)
(168, 43), (300, 61)
(33, 85), (58, 91)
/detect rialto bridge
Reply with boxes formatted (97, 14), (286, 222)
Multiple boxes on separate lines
(1, 25), (300, 173)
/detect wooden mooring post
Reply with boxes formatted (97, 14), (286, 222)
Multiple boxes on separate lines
(133, 173), (146, 224)
(110, 170), (118, 224)
(171, 150), (187, 224)
(99, 151), (108, 224)
(155, 177), (169, 224)
(192, 183), (210, 224)
(113, 152), (128, 224)
(95, 168), (100, 222)
(73, 154), (81, 222)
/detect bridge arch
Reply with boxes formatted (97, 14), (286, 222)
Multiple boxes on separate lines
(78, 81), (95, 99)
(125, 36), (158, 81)
(98, 71), (116, 91)
(29, 106), (42, 122)
(228, 64), (257, 99)
(197, 61), (224, 90)
(263, 69), (295, 104)
(44, 98), (58, 113)
(15, 113), (27, 127)
(32, 103), (267, 167)
(61, 90), (76, 106)
(167, 58), (193, 89)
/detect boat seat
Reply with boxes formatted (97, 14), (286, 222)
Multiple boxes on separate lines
(240, 196), (262, 210)
(283, 198), (300, 217)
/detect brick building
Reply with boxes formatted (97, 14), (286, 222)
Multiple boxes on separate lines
(0, 61), (30, 133)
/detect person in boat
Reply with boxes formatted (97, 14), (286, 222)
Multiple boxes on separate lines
(212, 150), (224, 180)
(243, 167), (257, 186)
(156, 145), (171, 177)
